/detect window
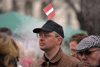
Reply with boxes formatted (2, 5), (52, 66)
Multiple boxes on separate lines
(67, 13), (71, 26)
(25, 1), (32, 16)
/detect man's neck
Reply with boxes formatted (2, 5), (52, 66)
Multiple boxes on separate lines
(44, 47), (60, 60)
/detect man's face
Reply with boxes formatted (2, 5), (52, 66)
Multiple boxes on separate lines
(77, 47), (100, 67)
(38, 31), (61, 51)
(69, 41), (78, 58)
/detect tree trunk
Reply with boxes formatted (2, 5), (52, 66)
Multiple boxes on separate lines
(81, 0), (100, 35)
(65, 0), (100, 36)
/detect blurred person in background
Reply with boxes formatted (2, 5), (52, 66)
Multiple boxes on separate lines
(9, 37), (19, 67)
(16, 41), (25, 58)
(16, 41), (25, 67)
(29, 20), (82, 67)
(68, 33), (88, 60)
(76, 35), (100, 67)
(0, 27), (12, 36)
(0, 27), (20, 67)
(19, 48), (37, 67)
(0, 33), (19, 67)
(25, 48), (37, 61)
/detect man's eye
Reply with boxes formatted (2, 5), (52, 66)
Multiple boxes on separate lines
(44, 34), (48, 37)
(39, 34), (42, 37)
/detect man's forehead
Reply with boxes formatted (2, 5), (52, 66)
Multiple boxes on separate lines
(79, 47), (100, 52)
(70, 41), (77, 47)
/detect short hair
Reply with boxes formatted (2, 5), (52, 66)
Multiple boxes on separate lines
(0, 27), (12, 36)
(68, 33), (88, 44)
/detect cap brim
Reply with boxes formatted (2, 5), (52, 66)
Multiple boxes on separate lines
(75, 48), (89, 52)
(33, 28), (53, 33)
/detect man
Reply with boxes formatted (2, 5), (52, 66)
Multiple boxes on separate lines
(68, 33), (88, 59)
(75, 35), (100, 67)
(29, 20), (82, 67)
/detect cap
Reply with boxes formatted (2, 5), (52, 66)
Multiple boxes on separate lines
(75, 35), (100, 52)
(33, 20), (64, 38)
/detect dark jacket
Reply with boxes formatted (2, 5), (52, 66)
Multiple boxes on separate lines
(0, 60), (6, 67)
(29, 48), (82, 67)
(97, 64), (100, 67)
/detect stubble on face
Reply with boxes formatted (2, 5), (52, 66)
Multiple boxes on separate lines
(82, 61), (91, 67)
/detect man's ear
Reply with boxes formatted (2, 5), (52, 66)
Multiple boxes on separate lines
(4, 55), (10, 66)
(57, 36), (62, 45)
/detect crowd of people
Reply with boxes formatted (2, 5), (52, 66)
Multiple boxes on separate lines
(0, 20), (100, 67)
(0, 27), (37, 67)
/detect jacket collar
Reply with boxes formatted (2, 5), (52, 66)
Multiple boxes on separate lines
(38, 48), (64, 65)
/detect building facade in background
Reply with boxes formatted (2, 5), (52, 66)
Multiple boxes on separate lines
(0, 0), (80, 29)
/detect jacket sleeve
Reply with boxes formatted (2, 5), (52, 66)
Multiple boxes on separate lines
(70, 58), (83, 67)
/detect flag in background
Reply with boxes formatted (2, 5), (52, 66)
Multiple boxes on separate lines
(43, 2), (55, 19)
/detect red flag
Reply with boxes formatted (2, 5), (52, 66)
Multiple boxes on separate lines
(43, 2), (55, 19)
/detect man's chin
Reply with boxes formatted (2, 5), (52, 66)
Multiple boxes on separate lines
(40, 48), (46, 51)
(82, 62), (91, 67)
(40, 48), (44, 50)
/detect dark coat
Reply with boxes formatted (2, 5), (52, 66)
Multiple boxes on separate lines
(97, 64), (100, 67)
(29, 48), (82, 67)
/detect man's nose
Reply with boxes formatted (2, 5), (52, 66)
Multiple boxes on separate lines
(81, 54), (87, 61)
(39, 36), (44, 40)
(71, 53), (75, 57)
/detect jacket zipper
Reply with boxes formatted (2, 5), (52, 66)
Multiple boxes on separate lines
(47, 62), (49, 67)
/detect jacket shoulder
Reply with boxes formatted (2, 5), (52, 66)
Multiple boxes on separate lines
(29, 57), (43, 67)
(61, 54), (81, 67)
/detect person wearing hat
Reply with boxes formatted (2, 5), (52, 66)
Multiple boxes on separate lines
(29, 20), (82, 67)
(68, 33), (88, 60)
(75, 35), (100, 67)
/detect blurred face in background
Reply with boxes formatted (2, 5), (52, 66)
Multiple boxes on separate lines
(69, 41), (78, 58)
(77, 47), (100, 67)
